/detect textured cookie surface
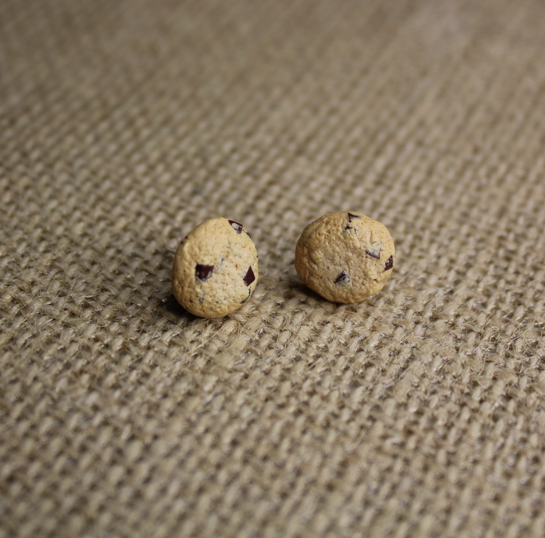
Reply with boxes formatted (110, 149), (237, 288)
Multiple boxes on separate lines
(295, 211), (395, 303)
(172, 218), (258, 318)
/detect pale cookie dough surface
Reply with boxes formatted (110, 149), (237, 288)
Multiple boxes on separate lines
(172, 217), (258, 318)
(295, 211), (395, 303)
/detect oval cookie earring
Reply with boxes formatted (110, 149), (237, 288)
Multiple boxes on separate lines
(172, 218), (258, 318)
(294, 211), (395, 303)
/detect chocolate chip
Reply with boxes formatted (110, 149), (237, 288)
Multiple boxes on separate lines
(365, 248), (382, 259)
(335, 271), (350, 284)
(366, 240), (383, 259)
(344, 225), (355, 231)
(384, 255), (394, 271)
(228, 220), (243, 234)
(195, 264), (214, 281)
(347, 213), (360, 222)
(243, 266), (255, 286)
(241, 290), (251, 304)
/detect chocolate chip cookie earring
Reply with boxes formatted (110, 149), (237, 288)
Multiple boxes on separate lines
(294, 211), (395, 303)
(172, 218), (258, 318)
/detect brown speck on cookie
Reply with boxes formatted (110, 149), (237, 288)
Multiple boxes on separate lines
(347, 213), (360, 222)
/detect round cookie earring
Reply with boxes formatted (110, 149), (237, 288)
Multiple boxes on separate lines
(294, 211), (395, 303)
(172, 218), (258, 318)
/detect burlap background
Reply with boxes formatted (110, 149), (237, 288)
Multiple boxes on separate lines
(2, 0), (545, 536)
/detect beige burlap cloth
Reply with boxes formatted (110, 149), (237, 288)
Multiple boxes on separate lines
(2, 0), (545, 536)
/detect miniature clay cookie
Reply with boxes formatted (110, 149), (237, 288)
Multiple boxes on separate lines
(295, 211), (395, 303)
(172, 217), (258, 318)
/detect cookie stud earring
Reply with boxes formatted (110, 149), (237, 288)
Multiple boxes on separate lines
(172, 218), (258, 318)
(294, 211), (395, 303)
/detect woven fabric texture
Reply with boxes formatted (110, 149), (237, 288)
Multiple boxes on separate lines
(2, 0), (545, 536)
